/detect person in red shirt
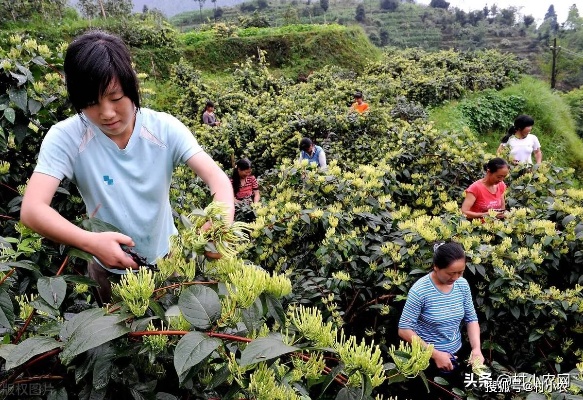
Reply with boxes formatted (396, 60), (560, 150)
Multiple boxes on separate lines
(461, 158), (509, 220)
(231, 158), (259, 204)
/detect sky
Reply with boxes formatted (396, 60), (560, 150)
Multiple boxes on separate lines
(415, 0), (577, 25)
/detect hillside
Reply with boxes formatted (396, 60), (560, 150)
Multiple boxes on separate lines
(170, 0), (582, 90)
(68, 0), (247, 17)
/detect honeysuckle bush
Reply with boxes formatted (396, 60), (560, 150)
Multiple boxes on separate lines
(2, 30), (583, 399)
(0, 205), (400, 399)
(166, 46), (524, 176)
(240, 158), (583, 397)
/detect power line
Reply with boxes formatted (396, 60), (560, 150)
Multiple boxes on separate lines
(561, 47), (583, 59)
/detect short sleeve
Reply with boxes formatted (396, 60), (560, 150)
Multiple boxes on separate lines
(461, 281), (478, 323)
(532, 135), (541, 150)
(251, 176), (259, 190)
(162, 113), (203, 165)
(34, 125), (77, 182)
(465, 182), (479, 198)
(398, 288), (423, 330)
(318, 147), (327, 168)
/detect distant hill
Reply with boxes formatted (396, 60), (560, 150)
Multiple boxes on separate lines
(69, 0), (247, 17)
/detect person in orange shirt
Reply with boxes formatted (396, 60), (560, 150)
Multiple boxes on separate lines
(350, 91), (369, 113)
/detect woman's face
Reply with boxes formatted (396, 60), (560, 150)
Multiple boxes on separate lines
(517, 126), (532, 138)
(486, 166), (509, 184)
(82, 78), (136, 140)
(433, 258), (466, 285)
(238, 168), (251, 178)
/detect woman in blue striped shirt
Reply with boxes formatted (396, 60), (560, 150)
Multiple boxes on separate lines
(398, 241), (484, 372)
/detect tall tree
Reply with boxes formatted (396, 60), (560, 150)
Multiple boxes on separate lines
(77, 0), (100, 19)
(544, 4), (559, 34)
(380, 0), (399, 12)
(320, 0), (329, 13)
(196, 0), (207, 21)
(523, 15), (535, 28)
(565, 4), (582, 30)
(499, 8), (516, 26)
(429, 0), (449, 10)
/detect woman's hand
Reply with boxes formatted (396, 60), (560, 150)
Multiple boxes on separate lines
(432, 349), (455, 371)
(469, 350), (485, 365)
(87, 232), (138, 270)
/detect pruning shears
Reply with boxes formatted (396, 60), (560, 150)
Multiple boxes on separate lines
(120, 245), (159, 272)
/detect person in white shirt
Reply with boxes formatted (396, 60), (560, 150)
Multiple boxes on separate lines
(497, 114), (542, 164)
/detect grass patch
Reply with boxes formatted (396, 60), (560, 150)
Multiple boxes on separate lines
(429, 76), (583, 178)
(180, 24), (381, 76)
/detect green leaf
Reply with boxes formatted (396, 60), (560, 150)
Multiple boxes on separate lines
(93, 352), (114, 390)
(3, 107), (15, 124)
(60, 309), (118, 348)
(452, 387), (465, 396)
(207, 365), (231, 390)
(265, 294), (285, 326)
(30, 298), (62, 319)
(525, 393), (547, 400)
(31, 56), (47, 66)
(335, 387), (364, 400)
(47, 387), (68, 400)
(528, 331), (543, 342)
(60, 275), (99, 286)
(38, 276), (67, 309)
(178, 285), (221, 329)
(4, 260), (40, 272)
(433, 376), (450, 385)
(510, 306), (520, 319)
(174, 332), (221, 385)
(9, 72), (27, 86)
(148, 298), (165, 319)
(28, 98), (42, 115)
(4, 337), (62, 370)
(13, 123), (28, 144)
(318, 363), (349, 397)
(9, 89), (27, 111)
(67, 247), (95, 262)
(81, 218), (122, 233)
(0, 344), (17, 360)
(156, 394), (179, 400)
(239, 335), (299, 366)
(0, 289), (15, 329)
(60, 314), (130, 365)
(241, 297), (263, 332)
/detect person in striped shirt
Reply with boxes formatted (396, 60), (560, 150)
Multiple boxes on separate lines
(231, 158), (259, 204)
(398, 241), (484, 372)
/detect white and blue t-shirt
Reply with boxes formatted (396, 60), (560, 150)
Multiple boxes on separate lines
(398, 273), (478, 354)
(35, 108), (203, 269)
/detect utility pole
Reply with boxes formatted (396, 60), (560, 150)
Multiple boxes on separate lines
(98, 0), (106, 18)
(550, 37), (561, 89)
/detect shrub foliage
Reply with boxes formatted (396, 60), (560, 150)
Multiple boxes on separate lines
(1, 33), (583, 400)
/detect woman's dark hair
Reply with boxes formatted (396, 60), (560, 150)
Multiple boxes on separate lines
(483, 157), (509, 173)
(500, 114), (535, 143)
(64, 30), (140, 113)
(205, 100), (215, 110)
(433, 241), (466, 269)
(232, 158), (252, 196)
(299, 137), (313, 152)
(354, 91), (363, 99)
